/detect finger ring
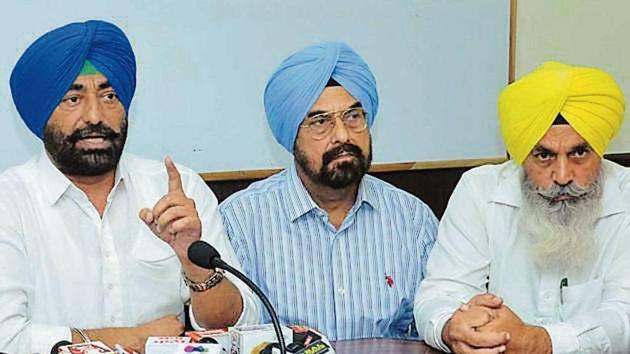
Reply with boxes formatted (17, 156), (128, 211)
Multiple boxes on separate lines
(169, 230), (177, 236)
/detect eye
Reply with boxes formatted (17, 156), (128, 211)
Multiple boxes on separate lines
(533, 150), (553, 162)
(570, 146), (590, 158)
(343, 109), (363, 121)
(102, 92), (119, 103)
(309, 115), (332, 127)
(61, 95), (81, 107)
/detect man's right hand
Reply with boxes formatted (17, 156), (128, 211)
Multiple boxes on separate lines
(442, 294), (510, 354)
(82, 315), (184, 353)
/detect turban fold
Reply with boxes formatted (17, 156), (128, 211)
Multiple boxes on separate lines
(264, 42), (379, 152)
(10, 20), (136, 138)
(498, 61), (625, 164)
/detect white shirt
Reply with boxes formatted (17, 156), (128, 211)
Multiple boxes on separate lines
(414, 160), (630, 354)
(0, 151), (258, 354)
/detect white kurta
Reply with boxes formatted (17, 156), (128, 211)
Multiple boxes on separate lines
(0, 151), (258, 354)
(415, 160), (630, 354)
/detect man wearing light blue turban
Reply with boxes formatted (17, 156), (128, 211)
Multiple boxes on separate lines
(264, 42), (379, 152)
(220, 42), (438, 340)
(0, 20), (258, 354)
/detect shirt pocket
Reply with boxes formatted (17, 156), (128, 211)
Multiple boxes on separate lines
(132, 229), (178, 263)
(130, 229), (184, 317)
(560, 278), (603, 321)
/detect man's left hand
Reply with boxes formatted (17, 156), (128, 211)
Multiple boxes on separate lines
(475, 304), (552, 354)
(139, 157), (201, 260)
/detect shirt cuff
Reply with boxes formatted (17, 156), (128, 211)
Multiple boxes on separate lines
(424, 312), (452, 353)
(188, 304), (205, 331)
(231, 273), (259, 326)
(31, 323), (72, 354)
(541, 322), (580, 354)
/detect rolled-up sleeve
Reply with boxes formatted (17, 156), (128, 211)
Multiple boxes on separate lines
(186, 173), (259, 328)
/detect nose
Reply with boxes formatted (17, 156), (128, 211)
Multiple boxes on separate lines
(82, 94), (104, 125)
(330, 115), (351, 144)
(552, 156), (574, 186)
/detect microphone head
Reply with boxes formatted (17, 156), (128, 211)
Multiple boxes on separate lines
(188, 240), (222, 269)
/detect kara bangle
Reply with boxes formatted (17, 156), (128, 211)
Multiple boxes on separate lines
(183, 269), (225, 292)
(71, 327), (90, 343)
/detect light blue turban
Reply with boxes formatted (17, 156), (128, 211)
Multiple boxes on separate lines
(10, 20), (136, 138)
(264, 42), (379, 152)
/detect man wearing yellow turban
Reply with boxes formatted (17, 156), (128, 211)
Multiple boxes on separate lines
(415, 62), (630, 354)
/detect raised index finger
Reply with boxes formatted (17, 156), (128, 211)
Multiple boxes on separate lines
(165, 156), (184, 193)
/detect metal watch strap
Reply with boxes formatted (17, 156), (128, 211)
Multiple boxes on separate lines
(183, 269), (225, 292)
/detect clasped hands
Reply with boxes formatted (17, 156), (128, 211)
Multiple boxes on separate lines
(442, 293), (552, 354)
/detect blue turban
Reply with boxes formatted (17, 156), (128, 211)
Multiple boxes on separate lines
(10, 20), (136, 138)
(264, 42), (379, 152)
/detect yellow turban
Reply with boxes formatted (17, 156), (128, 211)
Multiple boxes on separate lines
(498, 62), (625, 164)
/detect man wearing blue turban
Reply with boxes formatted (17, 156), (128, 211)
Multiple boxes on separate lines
(0, 20), (257, 354)
(220, 42), (438, 340)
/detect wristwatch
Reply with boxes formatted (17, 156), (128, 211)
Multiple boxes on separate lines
(182, 269), (225, 292)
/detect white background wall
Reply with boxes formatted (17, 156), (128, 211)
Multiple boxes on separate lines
(0, 1), (509, 173)
(516, 0), (630, 153)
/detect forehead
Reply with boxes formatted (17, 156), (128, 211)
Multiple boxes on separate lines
(536, 125), (587, 150)
(68, 73), (109, 89)
(309, 86), (359, 112)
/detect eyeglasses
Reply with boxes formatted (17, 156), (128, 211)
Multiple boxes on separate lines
(300, 107), (368, 140)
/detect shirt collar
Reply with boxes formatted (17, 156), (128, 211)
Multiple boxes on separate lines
(489, 161), (523, 208)
(597, 160), (625, 217)
(37, 148), (127, 206)
(355, 176), (378, 211)
(285, 162), (376, 222)
(37, 149), (72, 205)
(286, 163), (319, 221)
(490, 160), (625, 218)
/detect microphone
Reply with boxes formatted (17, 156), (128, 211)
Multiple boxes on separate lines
(50, 340), (115, 354)
(50, 340), (72, 354)
(188, 240), (287, 354)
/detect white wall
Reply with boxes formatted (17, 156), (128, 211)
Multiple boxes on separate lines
(0, 1), (510, 173)
(516, 0), (630, 153)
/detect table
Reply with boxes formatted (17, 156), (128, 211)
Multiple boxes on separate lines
(332, 339), (445, 354)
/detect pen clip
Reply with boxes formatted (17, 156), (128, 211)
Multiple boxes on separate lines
(560, 277), (568, 305)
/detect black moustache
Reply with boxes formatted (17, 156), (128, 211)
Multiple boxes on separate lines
(322, 144), (362, 166)
(67, 125), (120, 144)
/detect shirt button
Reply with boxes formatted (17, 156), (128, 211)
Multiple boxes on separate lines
(107, 283), (114, 291)
(338, 288), (345, 295)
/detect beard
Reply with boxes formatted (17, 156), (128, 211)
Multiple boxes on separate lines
(520, 169), (602, 271)
(43, 118), (127, 176)
(294, 140), (372, 189)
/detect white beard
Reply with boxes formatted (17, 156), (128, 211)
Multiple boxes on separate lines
(520, 170), (602, 271)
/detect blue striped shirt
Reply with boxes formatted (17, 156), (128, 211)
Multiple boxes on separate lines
(219, 164), (438, 340)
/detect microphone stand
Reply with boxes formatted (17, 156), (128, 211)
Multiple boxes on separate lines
(188, 241), (287, 354)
